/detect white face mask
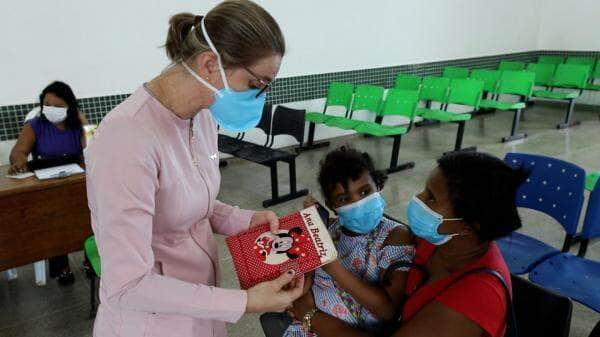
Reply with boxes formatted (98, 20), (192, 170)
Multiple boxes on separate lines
(42, 106), (68, 124)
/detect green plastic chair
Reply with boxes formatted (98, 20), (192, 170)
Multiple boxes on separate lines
(499, 60), (526, 71)
(84, 236), (101, 317)
(566, 57), (596, 77)
(353, 89), (418, 173)
(538, 56), (565, 65)
(526, 63), (556, 87)
(305, 82), (354, 124)
(594, 59), (600, 79)
(443, 66), (470, 79)
(587, 172), (600, 191)
(470, 69), (501, 94)
(532, 64), (590, 129)
(420, 78), (483, 153)
(588, 61), (600, 90)
(354, 89), (418, 136)
(303, 82), (354, 150)
(479, 71), (535, 142)
(394, 73), (421, 91)
(325, 84), (384, 130)
(418, 76), (451, 109)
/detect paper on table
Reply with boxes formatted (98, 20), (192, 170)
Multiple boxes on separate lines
(6, 172), (35, 179)
(34, 164), (85, 180)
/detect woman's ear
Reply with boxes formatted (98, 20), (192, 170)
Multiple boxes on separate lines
(191, 51), (219, 79)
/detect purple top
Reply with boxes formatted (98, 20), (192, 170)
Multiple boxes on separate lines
(29, 117), (83, 160)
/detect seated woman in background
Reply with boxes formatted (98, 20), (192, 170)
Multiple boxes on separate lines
(290, 152), (528, 337)
(8, 81), (87, 285)
(9, 81), (87, 174)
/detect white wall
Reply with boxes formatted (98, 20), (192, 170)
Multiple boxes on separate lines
(536, 0), (600, 51)
(0, 0), (540, 105)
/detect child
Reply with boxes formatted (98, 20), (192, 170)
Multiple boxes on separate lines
(284, 146), (415, 336)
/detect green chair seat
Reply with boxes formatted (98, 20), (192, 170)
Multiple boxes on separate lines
(305, 112), (331, 124)
(324, 116), (365, 130)
(354, 122), (408, 137)
(586, 83), (600, 91)
(84, 236), (101, 277)
(420, 109), (471, 122)
(479, 99), (526, 110)
(533, 90), (580, 100)
(586, 172), (600, 191)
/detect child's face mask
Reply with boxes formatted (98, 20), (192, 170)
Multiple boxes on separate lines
(335, 192), (386, 234)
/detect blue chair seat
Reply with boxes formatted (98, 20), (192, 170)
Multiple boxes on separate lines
(497, 232), (561, 274)
(529, 253), (600, 312)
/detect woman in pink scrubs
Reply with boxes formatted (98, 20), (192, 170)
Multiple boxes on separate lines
(85, 1), (303, 336)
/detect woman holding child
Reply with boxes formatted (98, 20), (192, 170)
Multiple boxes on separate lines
(288, 149), (526, 337)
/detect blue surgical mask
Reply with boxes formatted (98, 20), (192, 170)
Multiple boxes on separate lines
(182, 18), (266, 132)
(335, 192), (386, 234)
(406, 196), (462, 245)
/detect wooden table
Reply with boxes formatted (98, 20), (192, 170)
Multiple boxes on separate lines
(0, 165), (91, 271)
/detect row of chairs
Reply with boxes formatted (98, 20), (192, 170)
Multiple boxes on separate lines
(498, 153), (600, 313)
(442, 60), (599, 128)
(303, 79), (486, 173)
(444, 55), (600, 83)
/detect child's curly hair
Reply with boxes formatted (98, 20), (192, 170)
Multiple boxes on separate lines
(318, 146), (387, 203)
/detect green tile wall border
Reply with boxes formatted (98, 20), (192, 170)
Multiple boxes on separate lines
(1, 50), (598, 141)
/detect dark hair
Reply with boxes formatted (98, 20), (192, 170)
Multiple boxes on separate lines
(39, 81), (82, 130)
(318, 146), (387, 202)
(437, 152), (529, 242)
(165, 0), (285, 67)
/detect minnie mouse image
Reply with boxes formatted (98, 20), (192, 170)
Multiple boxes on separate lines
(253, 227), (310, 265)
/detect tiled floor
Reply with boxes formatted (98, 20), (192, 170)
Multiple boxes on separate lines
(1, 101), (599, 337)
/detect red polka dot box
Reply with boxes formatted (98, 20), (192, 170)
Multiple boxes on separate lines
(226, 205), (338, 289)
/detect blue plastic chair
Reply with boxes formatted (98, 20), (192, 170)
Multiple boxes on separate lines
(579, 178), (600, 257)
(497, 153), (586, 274)
(528, 179), (600, 313)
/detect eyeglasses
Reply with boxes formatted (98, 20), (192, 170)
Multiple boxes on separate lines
(244, 66), (272, 98)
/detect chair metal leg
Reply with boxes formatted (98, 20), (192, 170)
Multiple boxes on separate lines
(262, 159), (308, 207)
(90, 274), (98, 319)
(296, 122), (330, 152)
(444, 121), (476, 155)
(577, 239), (589, 257)
(386, 135), (414, 174)
(557, 99), (581, 129)
(502, 109), (527, 143)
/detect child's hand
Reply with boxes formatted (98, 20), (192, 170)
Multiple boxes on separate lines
(303, 192), (318, 209)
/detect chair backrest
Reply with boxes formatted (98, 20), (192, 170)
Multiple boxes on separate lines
(256, 104), (273, 136)
(419, 76), (451, 103)
(526, 63), (556, 86)
(582, 179), (600, 241)
(443, 66), (470, 79)
(350, 84), (385, 114)
(379, 89), (419, 120)
(566, 57), (596, 76)
(499, 60), (526, 71)
(470, 69), (501, 94)
(594, 60), (600, 79)
(270, 105), (305, 145)
(538, 56), (565, 65)
(552, 64), (590, 89)
(395, 73), (421, 91)
(504, 153), (586, 235)
(511, 274), (572, 337)
(498, 71), (535, 98)
(447, 78), (484, 108)
(324, 81), (354, 112)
